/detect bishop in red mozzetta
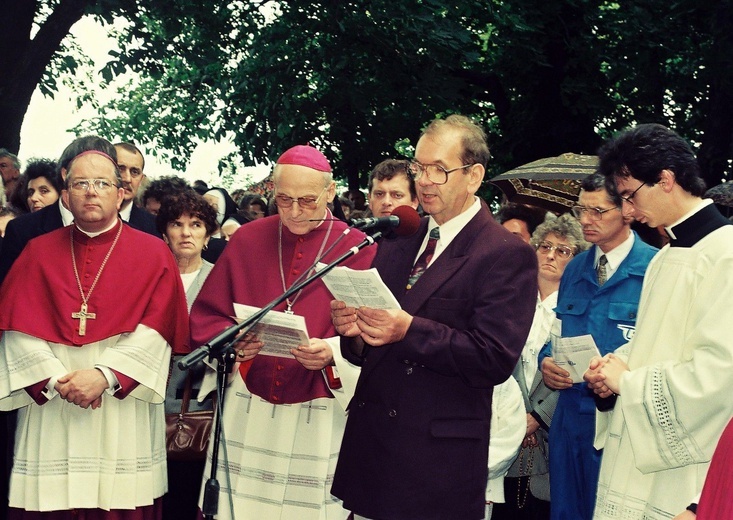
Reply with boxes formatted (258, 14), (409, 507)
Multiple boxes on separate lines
(0, 140), (189, 520)
(189, 144), (376, 519)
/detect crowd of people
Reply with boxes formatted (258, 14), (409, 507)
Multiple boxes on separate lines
(0, 117), (730, 520)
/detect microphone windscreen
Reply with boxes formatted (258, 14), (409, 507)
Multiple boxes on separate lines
(391, 205), (421, 236)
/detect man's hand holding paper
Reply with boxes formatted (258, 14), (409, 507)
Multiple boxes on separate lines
(330, 300), (361, 338)
(356, 307), (412, 347)
(321, 266), (401, 309)
(551, 334), (602, 383)
(233, 303), (310, 358)
(291, 339), (334, 370)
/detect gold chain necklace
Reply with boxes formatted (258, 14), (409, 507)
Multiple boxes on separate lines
(70, 221), (123, 336)
(278, 218), (333, 314)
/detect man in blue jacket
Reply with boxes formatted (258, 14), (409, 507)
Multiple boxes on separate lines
(539, 173), (657, 519)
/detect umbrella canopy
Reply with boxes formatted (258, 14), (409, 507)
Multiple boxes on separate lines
(246, 176), (275, 201)
(490, 153), (598, 213)
(705, 181), (733, 207)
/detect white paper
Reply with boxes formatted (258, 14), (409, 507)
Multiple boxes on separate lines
(551, 334), (602, 383)
(232, 303), (310, 358)
(319, 264), (401, 309)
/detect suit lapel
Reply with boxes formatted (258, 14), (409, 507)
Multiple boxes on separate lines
(400, 207), (489, 314)
(528, 370), (543, 395)
(400, 254), (467, 314)
(377, 222), (427, 301)
(41, 204), (64, 233)
(359, 205), (491, 379)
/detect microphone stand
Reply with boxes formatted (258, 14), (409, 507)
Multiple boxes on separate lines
(179, 231), (381, 520)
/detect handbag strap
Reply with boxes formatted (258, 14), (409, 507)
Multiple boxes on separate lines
(179, 371), (194, 415)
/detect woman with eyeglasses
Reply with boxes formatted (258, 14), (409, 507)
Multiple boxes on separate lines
(492, 213), (588, 520)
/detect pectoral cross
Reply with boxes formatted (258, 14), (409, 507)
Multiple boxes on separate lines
(71, 302), (96, 336)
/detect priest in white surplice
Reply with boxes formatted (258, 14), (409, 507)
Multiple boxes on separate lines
(0, 146), (189, 520)
(584, 123), (733, 520)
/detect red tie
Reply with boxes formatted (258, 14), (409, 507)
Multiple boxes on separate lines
(406, 227), (440, 290)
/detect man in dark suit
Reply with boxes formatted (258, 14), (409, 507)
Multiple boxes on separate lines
(330, 115), (538, 520)
(113, 142), (157, 236)
(0, 137), (158, 285)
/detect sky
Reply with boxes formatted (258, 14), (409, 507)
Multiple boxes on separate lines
(18, 15), (270, 190)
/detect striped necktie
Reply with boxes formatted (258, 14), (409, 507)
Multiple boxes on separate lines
(597, 254), (608, 286)
(406, 227), (440, 290)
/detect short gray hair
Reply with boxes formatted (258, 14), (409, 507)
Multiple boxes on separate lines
(0, 149), (20, 170)
(422, 115), (491, 169)
(530, 213), (590, 254)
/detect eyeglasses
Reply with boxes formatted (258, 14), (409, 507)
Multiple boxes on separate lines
(274, 187), (327, 209)
(69, 179), (119, 194)
(571, 205), (619, 221)
(408, 161), (473, 185)
(620, 181), (651, 205)
(536, 241), (575, 259)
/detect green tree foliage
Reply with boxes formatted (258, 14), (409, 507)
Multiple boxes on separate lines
(5, 0), (732, 192)
(0, 0), (146, 153)
(76, 1), (496, 187)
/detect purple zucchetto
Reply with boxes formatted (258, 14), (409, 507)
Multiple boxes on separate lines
(276, 145), (332, 173)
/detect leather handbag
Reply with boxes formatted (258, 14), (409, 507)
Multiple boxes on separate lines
(165, 369), (214, 461)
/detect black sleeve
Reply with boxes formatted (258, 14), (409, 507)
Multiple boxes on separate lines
(594, 392), (618, 411)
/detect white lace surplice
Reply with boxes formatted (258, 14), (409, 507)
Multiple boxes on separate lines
(594, 229), (733, 519)
(0, 326), (170, 512)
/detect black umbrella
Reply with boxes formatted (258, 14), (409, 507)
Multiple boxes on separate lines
(490, 153), (598, 213)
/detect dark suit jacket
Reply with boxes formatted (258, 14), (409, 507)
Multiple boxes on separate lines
(331, 204), (538, 520)
(201, 237), (227, 264)
(0, 202), (160, 285)
(129, 204), (160, 237)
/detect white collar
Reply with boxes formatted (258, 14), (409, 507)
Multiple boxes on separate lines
(427, 196), (482, 249)
(119, 201), (133, 222)
(665, 199), (712, 241)
(74, 219), (120, 238)
(594, 229), (634, 271)
(60, 201), (74, 226)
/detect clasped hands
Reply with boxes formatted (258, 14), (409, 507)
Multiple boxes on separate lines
(541, 353), (629, 398)
(55, 369), (109, 410)
(232, 333), (333, 371)
(583, 353), (629, 398)
(330, 300), (412, 347)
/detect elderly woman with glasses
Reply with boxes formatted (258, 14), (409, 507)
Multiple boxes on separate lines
(492, 213), (588, 520)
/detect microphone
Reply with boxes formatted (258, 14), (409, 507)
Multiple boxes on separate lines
(351, 205), (421, 237)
